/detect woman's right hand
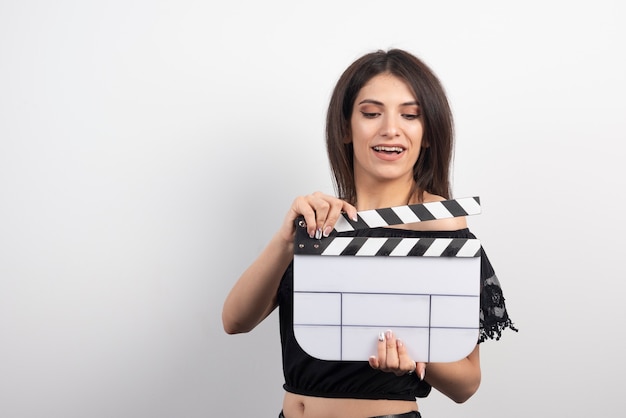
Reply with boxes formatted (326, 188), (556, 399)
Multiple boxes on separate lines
(279, 192), (357, 244)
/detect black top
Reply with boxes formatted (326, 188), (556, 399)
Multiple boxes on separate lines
(277, 227), (517, 400)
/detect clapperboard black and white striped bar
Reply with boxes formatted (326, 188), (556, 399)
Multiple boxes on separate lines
(292, 197), (484, 363)
(332, 196), (481, 232)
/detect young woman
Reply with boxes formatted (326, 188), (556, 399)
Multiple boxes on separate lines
(222, 49), (516, 418)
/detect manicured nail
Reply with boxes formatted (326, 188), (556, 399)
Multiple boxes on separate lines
(378, 332), (385, 342)
(386, 330), (392, 339)
(323, 226), (333, 237)
(314, 228), (322, 240)
(418, 364), (426, 380)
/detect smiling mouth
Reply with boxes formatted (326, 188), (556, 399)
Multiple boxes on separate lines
(373, 146), (404, 154)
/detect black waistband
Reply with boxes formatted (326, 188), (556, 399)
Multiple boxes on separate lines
(373, 412), (421, 418)
(278, 411), (421, 418)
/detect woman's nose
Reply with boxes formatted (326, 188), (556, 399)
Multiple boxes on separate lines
(380, 115), (400, 137)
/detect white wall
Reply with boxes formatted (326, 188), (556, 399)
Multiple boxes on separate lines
(1, 1), (624, 417)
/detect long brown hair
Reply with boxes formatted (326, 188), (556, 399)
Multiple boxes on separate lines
(325, 49), (454, 204)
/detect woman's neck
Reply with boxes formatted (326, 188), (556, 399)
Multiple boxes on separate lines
(354, 180), (416, 211)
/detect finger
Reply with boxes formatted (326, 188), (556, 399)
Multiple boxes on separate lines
(306, 192), (345, 238)
(376, 331), (387, 368)
(396, 339), (416, 376)
(368, 355), (380, 369)
(309, 192), (331, 237)
(342, 202), (358, 224)
(315, 194), (358, 236)
(320, 199), (345, 237)
(322, 200), (358, 237)
(291, 197), (319, 238)
(294, 193), (356, 239)
(383, 330), (399, 370)
(294, 193), (332, 238)
(416, 362), (427, 381)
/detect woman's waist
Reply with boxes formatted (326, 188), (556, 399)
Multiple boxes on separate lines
(282, 392), (419, 418)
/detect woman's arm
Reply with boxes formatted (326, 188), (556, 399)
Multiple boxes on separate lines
(221, 231), (293, 334)
(222, 192), (357, 334)
(424, 344), (481, 403)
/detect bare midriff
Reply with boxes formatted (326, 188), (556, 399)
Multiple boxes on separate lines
(282, 392), (418, 418)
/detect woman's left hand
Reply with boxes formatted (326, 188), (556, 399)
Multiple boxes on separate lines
(368, 330), (426, 379)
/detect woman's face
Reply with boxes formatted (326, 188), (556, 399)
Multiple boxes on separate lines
(349, 73), (425, 187)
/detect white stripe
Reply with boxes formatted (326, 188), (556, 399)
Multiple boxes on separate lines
(391, 205), (421, 223)
(322, 237), (352, 255)
(456, 197), (482, 216)
(355, 238), (387, 256)
(422, 201), (453, 220)
(389, 238), (420, 256)
(456, 239), (482, 257)
(359, 210), (389, 228)
(334, 215), (355, 232)
(423, 238), (453, 257)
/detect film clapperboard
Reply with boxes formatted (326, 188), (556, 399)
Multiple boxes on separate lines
(293, 197), (483, 363)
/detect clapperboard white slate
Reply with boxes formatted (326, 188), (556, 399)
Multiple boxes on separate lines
(293, 197), (482, 363)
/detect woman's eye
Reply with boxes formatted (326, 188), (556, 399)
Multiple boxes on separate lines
(361, 111), (379, 118)
(402, 113), (421, 120)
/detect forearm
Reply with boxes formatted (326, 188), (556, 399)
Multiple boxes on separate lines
(222, 193), (357, 335)
(222, 232), (293, 334)
(424, 345), (481, 403)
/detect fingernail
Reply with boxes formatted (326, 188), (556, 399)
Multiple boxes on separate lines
(314, 228), (322, 240)
(386, 330), (392, 339)
(397, 339), (404, 347)
(418, 364), (426, 380)
(323, 226), (332, 237)
(378, 332), (385, 342)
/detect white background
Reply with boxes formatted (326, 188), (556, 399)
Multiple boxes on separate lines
(1, 1), (625, 417)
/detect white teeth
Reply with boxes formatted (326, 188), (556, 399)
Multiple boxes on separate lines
(373, 146), (404, 153)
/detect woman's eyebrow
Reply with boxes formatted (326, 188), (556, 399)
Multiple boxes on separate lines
(357, 99), (384, 106)
(357, 99), (420, 106)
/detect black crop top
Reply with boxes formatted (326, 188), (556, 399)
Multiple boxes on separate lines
(277, 227), (517, 400)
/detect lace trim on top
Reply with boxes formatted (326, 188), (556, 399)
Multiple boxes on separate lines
(479, 273), (518, 343)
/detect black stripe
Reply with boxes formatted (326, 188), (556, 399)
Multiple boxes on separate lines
(349, 214), (370, 230)
(441, 238), (465, 257)
(408, 204), (436, 221)
(376, 207), (404, 226)
(473, 196), (480, 205)
(407, 237), (435, 256)
(341, 237), (368, 255)
(440, 200), (469, 217)
(375, 238), (401, 256)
